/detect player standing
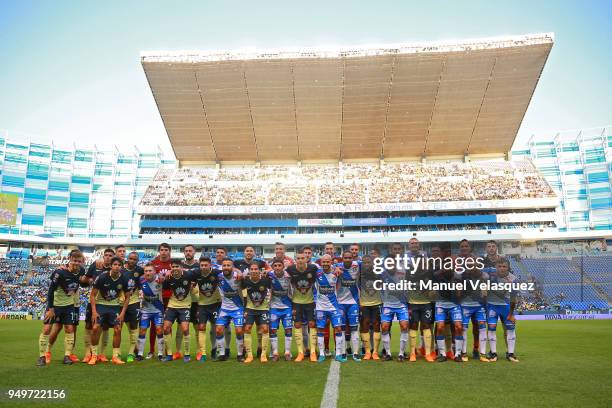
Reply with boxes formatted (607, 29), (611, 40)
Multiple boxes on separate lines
(336, 250), (361, 361)
(407, 238), (435, 362)
(88, 257), (130, 365)
(181, 244), (200, 359)
(286, 251), (318, 362)
(161, 259), (196, 362)
(315, 255), (346, 362)
(358, 255), (382, 361)
(458, 255), (490, 362)
(268, 258), (293, 361)
(380, 250), (410, 362)
(82, 247), (114, 363)
(242, 263), (272, 363)
(487, 258), (519, 362)
(214, 258), (245, 362)
(193, 256), (221, 362)
(212, 246), (232, 358)
(37, 250), (85, 366)
(433, 263), (464, 362)
(149, 243), (172, 359)
(137, 263), (165, 361)
(316, 242), (341, 356)
(274, 242), (295, 268)
(122, 251), (143, 363)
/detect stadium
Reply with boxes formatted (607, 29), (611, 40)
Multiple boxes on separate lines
(0, 23), (610, 408)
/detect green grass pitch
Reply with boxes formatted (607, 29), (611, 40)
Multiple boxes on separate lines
(1, 320), (611, 407)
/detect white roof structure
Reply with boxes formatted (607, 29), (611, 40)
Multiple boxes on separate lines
(142, 33), (553, 163)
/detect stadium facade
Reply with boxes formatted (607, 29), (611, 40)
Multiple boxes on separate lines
(0, 131), (175, 242)
(0, 126), (609, 246)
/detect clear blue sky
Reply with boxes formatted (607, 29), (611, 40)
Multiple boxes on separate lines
(1, 0), (610, 154)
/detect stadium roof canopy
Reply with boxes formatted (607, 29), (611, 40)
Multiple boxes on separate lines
(141, 33), (553, 163)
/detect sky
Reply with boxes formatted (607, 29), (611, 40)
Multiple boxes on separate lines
(1, 0), (610, 155)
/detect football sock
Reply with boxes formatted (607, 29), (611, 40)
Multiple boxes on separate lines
(112, 347), (121, 359)
(270, 333), (278, 354)
(409, 329), (418, 354)
(318, 333), (325, 356)
(244, 333), (253, 357)
(215, 335), (225, 356)
(156, 334), (164, 356)
(129, 329), (138, 355)
(462, 329), (469, 354)
(310, 328), (318, 355)
(38, 333), (49, 357)
(182, 334), (190, 356)
(100, 330), (109, 356)
(235, 334), (244, 357)
(64, 332), (75, 356)
(423, 329), (432, 355)
(175, 330), (183, 354)
(137, 335), (146, 356)
(454, 335), (464, 357)
(335, 332), (344, 356)
(373, 332), (381, 354)
(478, 326), (487, 354)
(198, 331), (206, 354)
(294, 327), (304, 354)
(83, 329), (92, 356)
(350, 329), (359, 355)
(284, 333), (292, 355)
(506, 329), (516, 354)
(382, 331), (391, 355)
(163, 333), (173, 356)
(436, 335), (446, 355)
(488, 329), (497, 354)
(399, 330), (409, 355)
(261, 332), (270, 357)
(360, 332), (371, 353)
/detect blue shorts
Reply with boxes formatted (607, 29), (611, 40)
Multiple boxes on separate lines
(316, 309), (343, 329)
(216, 308), (244, 328)
(381, 305), (409, 323)
(270, 308), (293, 330)
(461, 305), (486, 327)
(435, 304), (462, 323)
(140, 310), (163, 329)
(487, 303), (511, 326)
(338, 303), (359, 327)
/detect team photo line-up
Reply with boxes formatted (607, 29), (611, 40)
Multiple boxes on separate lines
(36, 239), (519, 366)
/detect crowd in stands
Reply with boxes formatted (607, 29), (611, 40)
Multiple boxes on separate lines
(139, 160), (555, 207)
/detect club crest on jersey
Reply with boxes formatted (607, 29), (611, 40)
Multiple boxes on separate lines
(259, 285), (265, 291)
(306, 273), (312, 279)
(134, 272), (139, 277)
(183, 280), (188, 285)
(117, 284), (123, 290)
